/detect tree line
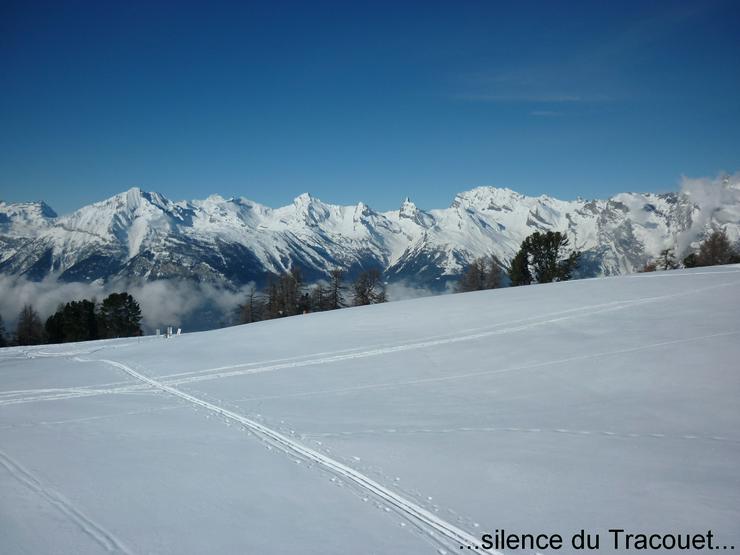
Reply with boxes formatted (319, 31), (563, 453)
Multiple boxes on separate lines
(238, 267), (386, 324)
(457, 231), (581, 292)
(642, 230), (740, 272)
(0, 292), (143, 347)
(2, 229), (734, 345)
(459, 228), (739, 293)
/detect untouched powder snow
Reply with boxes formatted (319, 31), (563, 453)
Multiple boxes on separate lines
(1, 266), (739, 554)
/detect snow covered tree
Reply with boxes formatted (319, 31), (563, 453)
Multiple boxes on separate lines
(15, 305), (44, 345)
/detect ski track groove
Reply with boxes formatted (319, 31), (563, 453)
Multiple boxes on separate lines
(230, 329), (740, 403)
(301, 426), (740, 444)
(0, 449), (132, 554)
(96, 357), (500, 555)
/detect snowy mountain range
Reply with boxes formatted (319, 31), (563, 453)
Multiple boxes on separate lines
(2, 180), (739, 290)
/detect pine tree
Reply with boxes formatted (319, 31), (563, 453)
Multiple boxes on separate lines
(508, 249), (532, 286)
(509, 231), (579, 285)
(16, 305), (45, 346)
(98, 293), (142, 338)
(45, 305), (66, 343)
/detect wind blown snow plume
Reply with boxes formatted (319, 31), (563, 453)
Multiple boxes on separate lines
(678, 172), (740, 251)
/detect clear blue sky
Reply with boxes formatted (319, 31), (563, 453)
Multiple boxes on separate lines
(1, 0), (739, 214)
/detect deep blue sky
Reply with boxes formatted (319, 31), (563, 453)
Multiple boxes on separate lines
(1, 0), (739, 214)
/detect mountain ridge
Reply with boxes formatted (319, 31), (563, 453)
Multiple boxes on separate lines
(2, 180), (739, 289)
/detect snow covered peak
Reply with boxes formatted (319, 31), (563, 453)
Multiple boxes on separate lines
(396, 196), (433, 228)
(452, 186), (525, 211)
(3, 177), (739, 289)
(399, 197), (416, 216)
(293, 192), (314, 205)
(0, 200), (57, 237)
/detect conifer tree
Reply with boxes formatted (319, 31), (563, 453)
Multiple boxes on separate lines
(509, 231), (579, 285)
(508, 249), (532, 286)
(98, 293), (142, 338)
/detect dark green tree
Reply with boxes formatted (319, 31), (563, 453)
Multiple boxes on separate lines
(45, 306), (66, 343)
(509, 231), (580, 285)
(508, 249), (532, 286)
(98, 293), (142, 338)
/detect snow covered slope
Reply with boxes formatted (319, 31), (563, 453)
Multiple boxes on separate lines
(1, 266), (739, 554)
(2, 178), (739, 289)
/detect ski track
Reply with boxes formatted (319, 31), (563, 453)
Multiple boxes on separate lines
(0, 449), (132, 554)
(302, 425), (740, 444)
(2, 278), (738, 408)
(97, 357), (500, 555)
(0, 383), (155, 407)
(231, 330), (740, 402)
(0, 404), (185, 431)
(165, 283), (739, 387)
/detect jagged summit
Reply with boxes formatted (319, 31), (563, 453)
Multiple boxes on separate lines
(1, 179), (739, 289)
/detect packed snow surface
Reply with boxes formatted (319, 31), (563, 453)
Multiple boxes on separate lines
(1, 266), (739, 554)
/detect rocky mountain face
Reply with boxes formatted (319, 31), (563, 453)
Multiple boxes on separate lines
(2, 181), (739, 291)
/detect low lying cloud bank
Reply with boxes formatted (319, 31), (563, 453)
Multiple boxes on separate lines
(0, 275), (256, 334)
(0, 276), (449, 336)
